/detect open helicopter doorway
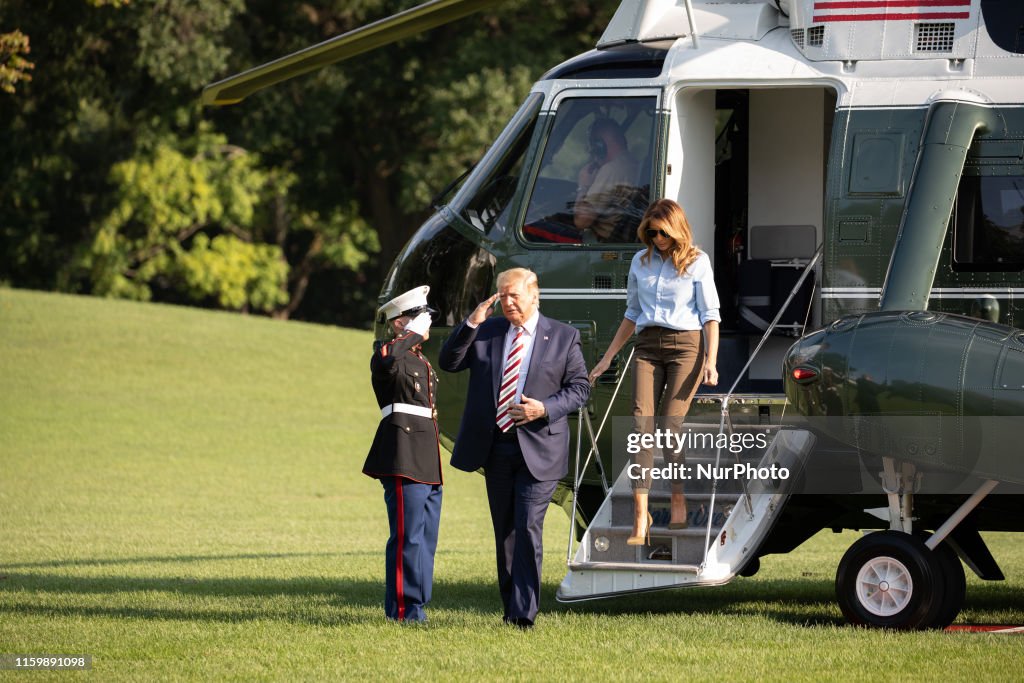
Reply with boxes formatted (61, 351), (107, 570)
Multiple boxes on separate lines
(558, 86), (838, 601)
(669, 86), (836, 397)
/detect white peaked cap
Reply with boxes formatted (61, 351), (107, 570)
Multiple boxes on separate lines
(379, 285), (431, 321)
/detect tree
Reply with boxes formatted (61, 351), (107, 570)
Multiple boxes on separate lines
(0, 30), (33, 94)
(0, 0), (615, 325)
(77, 128), (289, 312)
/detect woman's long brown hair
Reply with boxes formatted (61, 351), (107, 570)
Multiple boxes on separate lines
(637, 198), (701, 274)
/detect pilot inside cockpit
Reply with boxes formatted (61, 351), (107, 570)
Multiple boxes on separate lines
(521, 98), (655, 245)
(572, 118), (641, 242)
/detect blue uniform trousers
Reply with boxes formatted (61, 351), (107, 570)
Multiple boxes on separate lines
(484, 439), (559, 625)
(382, 477), (442, 622)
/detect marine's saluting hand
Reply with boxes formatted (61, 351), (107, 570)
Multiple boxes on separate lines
(405, 310), (433, 337)
(469, 293), (500, 326)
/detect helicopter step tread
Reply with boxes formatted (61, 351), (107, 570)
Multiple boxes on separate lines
(595, 523), (724, 538)
(579, 522), (723, 565)
(606, 491), (742, 501)
(566, 561), (701, 573)
(610, 500), (733, 528)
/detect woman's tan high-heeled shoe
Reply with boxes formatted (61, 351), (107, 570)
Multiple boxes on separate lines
(626, 512), (653, 545)
(668, 492), (689, 529)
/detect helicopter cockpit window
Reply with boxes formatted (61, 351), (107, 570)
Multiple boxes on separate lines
(451, 93), (543, 234)
(522, 96), (656, 245)
(953, 175), (1024, 271)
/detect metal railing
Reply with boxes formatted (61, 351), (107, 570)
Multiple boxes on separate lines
(699, 244), (822, 570)
(567, 347), (633, 564)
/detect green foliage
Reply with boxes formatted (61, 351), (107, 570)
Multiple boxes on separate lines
(177, 233), (289, 310)
(0, 29), (33, 94)
(135, 0), (244, 89)
(401, 65), (536, 209)
(79, 129), (289, 312)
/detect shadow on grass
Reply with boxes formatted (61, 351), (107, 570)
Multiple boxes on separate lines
(552, 576), (1024, 628)
(0, 569), (844, 627)
(548, 577), (847, 627)
(0, 570), (502, 626)
(0, 552), (338, 570)
(4, 559), (1021, 629)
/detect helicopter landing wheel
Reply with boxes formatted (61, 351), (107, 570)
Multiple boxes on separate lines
(836, 531), (945, 630)
(926, 536), (966, 629)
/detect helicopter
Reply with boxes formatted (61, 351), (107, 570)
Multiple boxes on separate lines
(204, 0), (1024, 629)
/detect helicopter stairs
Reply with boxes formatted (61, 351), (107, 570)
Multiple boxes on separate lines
(556, 425), (815, 601)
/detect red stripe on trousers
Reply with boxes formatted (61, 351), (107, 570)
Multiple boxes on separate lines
(394, 478), (406, 621)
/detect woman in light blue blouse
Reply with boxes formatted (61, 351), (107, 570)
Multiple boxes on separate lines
(588, 198), (720, 545)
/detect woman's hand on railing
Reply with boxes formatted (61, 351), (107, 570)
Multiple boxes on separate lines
(588, 356), (612, 385)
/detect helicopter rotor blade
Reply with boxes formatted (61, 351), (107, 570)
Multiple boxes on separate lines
(203, 0), (504, 106)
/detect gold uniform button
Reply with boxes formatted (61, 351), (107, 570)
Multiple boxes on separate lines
(405, 427), (411, 432)
(413, 371), (419, 377)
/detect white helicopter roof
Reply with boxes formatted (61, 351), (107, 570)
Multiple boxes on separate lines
(589, 0), (1023, 108)
(601, 0), (997, 66)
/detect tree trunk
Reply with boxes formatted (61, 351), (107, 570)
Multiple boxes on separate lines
(365, 164), (413, 282)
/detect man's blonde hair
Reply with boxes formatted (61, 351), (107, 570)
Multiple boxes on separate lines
(496, 267), (539, 295)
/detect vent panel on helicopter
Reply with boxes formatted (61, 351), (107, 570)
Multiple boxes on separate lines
(915, 22), (956, 52)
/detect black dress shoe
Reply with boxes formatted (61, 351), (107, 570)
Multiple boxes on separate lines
(503, 616), (534, 630)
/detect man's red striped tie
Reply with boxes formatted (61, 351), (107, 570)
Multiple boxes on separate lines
(495, 326), (525, 432)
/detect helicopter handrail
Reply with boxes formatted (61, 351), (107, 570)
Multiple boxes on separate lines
(581, 409), (611, 495)
(700, 244), (823, 572)
(567, 346), (634, 565)
(573, 348), (626, 497)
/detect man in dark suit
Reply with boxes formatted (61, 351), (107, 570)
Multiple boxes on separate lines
(439, 268), (590, 628)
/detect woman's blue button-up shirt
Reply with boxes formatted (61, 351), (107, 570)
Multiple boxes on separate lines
(625, 249), (721, 331)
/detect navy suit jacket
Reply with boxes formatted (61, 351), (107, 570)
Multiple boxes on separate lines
(439, 313), (591, 481)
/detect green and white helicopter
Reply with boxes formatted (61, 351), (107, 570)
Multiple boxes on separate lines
(205, 0), (1024, 629)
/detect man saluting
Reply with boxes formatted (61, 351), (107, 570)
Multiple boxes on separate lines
(440, 268), (590, 628)
(363, 285), (442, 624)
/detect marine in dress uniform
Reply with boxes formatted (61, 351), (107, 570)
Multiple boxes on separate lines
(362, 286), (443, 623)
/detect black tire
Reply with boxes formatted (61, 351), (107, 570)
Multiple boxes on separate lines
(912, 531), (968, 629)
(738, 556), (760, 577)
(836, 531), (945, 630)
(928, 538), (967, 629)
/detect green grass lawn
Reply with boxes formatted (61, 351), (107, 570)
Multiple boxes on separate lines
(2, 288), (1024, 681)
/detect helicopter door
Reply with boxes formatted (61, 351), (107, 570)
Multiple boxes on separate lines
(667, 86), (836, 393)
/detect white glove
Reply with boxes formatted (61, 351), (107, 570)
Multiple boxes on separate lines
(405, 310), (432, 337)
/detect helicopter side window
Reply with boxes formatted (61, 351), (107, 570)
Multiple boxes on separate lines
(522, 97), (656, 245)
(451, 93), (543, 235)
(953, 174), (1024, 271)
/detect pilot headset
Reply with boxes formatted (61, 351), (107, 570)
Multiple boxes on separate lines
(588, 118), (612, 162)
